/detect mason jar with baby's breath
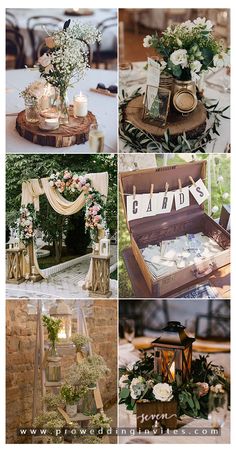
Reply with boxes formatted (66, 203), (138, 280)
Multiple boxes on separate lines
(20, 89), (39, 124)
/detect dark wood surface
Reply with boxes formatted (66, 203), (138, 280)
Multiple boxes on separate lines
(16, 107), (96, 148)
(122, 247), (230, 299)
(125, 95), (207, 139)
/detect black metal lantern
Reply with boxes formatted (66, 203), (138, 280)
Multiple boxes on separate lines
(152, 321), (195, 383)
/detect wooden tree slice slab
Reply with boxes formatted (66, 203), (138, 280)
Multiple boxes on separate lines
(125, 95), (207, 139)
(16, 106), (97, 148)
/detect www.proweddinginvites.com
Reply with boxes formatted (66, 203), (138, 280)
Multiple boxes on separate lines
(17, 427), (221, 437)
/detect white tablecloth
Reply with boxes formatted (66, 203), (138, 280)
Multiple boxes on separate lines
(119, 62), (230, 154)
(7, 8), (117, 61)
(6, 68), (117, 153)
(119, 404), (230, 444)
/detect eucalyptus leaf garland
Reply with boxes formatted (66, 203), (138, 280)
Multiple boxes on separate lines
(119, 88), (230, 153)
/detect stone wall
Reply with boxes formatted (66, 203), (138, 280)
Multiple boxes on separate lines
(6, 299), (117, 444)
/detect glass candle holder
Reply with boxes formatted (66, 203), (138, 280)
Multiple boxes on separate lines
(73, 93), (88, 117)
(25, 100), (39, 123)
(89, 123), (104, 153)
(39, 107), (60, 131)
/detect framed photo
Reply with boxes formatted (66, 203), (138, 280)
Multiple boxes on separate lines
(143, 85), (171, 127)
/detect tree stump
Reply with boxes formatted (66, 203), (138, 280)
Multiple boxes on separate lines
(125, 95), (207, 139)
(16, 107), (97, 148)
(89, 255), (112, 298)
(6, 247), (25, 283)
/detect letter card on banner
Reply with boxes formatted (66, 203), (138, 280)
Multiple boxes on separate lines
(189, 179), (209, 205)
(174, 187), (190, 210)
(126, 195), (145, 221)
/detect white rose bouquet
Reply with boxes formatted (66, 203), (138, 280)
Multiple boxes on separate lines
(153, 383), (173, 402)
(143, 17), (230, 81)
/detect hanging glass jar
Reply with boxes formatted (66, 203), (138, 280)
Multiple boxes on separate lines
(25, 99), (39, 123)
(82, 387), (97, 416)
(45, 345), (62, 382)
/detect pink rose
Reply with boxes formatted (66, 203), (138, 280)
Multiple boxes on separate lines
(196, 382), (209, 397)
(38, 53), (51, 67)
(45, 36), (56, 49)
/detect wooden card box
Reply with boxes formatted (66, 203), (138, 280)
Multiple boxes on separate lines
(119, 161), (230, 297)
(136, 399), (178, 431)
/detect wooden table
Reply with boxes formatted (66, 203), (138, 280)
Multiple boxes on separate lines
(122, 247), (230, 299)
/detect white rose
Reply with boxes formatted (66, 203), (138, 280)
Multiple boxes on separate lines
(119, 374), (129, 389)
(143, 35), (152, 48)
(190, 60), (202, 73)
(153, 383), (173, 402)
(38, 53), (51, 67)
(170, 49), (188, 68)
(213, 52), (230, 68)
(193, 17), (213, 31)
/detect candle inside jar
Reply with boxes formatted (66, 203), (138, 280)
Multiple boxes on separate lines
(39, 108), (59, 130)
(73, 93), (88, 117)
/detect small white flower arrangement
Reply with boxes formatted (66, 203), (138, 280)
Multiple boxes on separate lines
(143, 17), (230, 81)
(38, 20), (101, 99)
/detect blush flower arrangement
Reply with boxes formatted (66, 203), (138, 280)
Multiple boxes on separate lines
(119, 353), (229, 418)
(143, 17), (230, 82)
(49, 170), (107, 242)
(38, 20), (101, 120)
(17, 204), (37, 244)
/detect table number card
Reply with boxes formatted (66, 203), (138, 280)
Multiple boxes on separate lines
(156, 191), (174, 214)
(189, 178), (209, 205)
(126, 195), (145, 221)
(175, 187), (190, 210)
(146, 57), (160, 88)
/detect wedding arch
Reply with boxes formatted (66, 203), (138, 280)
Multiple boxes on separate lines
(20, 171), (108, 286)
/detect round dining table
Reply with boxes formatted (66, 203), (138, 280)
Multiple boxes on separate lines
(6, 68), (118, 153)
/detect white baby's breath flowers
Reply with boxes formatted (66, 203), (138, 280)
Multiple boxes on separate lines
(143, 35), (152, 48)
(170, 49), (188, 68)
(212, 205), (219, 214)
(210, 383), (224, 394)
(217, 175), (224, 183)
(153, 383), (173, 402)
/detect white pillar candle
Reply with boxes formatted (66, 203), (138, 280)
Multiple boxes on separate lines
(73, 93), (88, 117)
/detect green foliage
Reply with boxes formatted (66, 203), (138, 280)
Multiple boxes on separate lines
(42, 315), (62, 348)
(60, 383), (85, 404)
(119, 354), (230, 419)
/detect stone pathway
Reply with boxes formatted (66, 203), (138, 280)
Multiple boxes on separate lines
(6, 245), (117, 299)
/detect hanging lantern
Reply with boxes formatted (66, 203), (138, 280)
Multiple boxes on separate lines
(49, 301), (72, 342)
(152, 321), (195, 383)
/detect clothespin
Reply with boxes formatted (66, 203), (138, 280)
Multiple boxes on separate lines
(189, 176), (196, 186)
(178, 178), (182, 192)
(165, 182), (169, 194)
(133, 185), (136, 200)
(150, 183), (154, 199)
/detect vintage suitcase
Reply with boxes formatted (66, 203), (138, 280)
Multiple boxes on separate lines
(119, 161), (230, 297)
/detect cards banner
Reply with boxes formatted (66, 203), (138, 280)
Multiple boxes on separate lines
(126, 179), (209, 221)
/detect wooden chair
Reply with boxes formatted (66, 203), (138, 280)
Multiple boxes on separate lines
(6, 28), (25, 69)
(92, 16), (117, 69)
(6, 11), (19, 31)
(27, 15), (61, 64)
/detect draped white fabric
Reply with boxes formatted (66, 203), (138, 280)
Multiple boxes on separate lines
(21, 171), (108, 284)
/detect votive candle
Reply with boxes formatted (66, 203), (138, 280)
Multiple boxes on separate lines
(73, 93), (88, 117)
